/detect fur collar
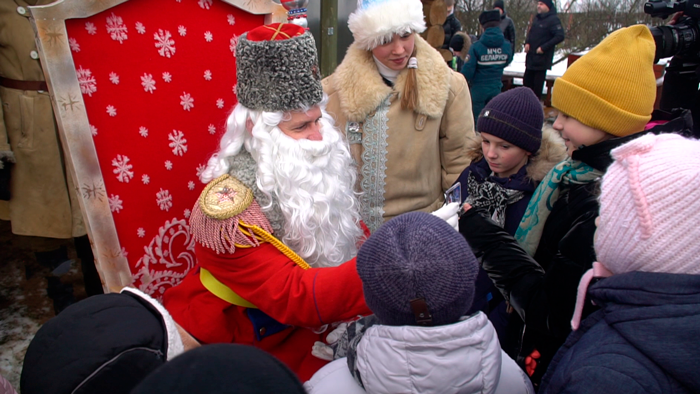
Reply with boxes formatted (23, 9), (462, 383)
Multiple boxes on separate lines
(326, 35), (452, 121)
(465, 125), (567, 181)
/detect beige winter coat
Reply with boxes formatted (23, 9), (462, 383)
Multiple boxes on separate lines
(0, 0), (84, 238)
(323, 35), (475, 232)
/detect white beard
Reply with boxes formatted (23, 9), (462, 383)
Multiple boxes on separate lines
(245, 112), (364, 268)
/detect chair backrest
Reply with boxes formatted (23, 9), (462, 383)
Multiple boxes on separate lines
(29, 0), (285, 298)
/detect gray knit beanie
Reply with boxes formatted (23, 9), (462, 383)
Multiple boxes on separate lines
(235, 23), (323, 112)
(357, 212), (479, 327)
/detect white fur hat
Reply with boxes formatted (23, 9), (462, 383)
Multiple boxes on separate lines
(348, 0), (427, 50)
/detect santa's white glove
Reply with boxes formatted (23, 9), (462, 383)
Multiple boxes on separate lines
(431, 202), (460, 231)
(311, 341), (334, 361)
(310, 321), (350, 360)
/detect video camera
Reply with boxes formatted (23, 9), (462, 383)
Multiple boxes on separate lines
(644, 0), (700, 60)
(644, 0), (700, 136)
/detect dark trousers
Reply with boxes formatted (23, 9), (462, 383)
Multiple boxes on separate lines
(74, 235), (104, 297)
(524, 69), (547, 100)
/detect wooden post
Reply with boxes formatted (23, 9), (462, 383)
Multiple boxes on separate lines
(320, 0), (338, 77)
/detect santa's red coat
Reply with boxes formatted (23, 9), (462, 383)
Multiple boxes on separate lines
(163, 240), (371, 382)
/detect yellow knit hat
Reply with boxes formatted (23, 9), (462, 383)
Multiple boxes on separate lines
(552, 25), (656, 137)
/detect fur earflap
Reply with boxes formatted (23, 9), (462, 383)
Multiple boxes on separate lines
(348, 0), (427, 50)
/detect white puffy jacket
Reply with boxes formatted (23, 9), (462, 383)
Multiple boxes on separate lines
(304, 312), (533, 394)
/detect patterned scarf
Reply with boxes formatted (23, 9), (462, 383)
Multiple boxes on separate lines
(465, 174), (525, 228)
(515, 158), (603, 256)
(331, 315), (381, 389)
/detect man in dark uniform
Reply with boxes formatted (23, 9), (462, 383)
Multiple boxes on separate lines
(523, 0), (564, 100)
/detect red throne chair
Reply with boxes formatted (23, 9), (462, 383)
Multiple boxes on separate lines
(28, 0), (286, 297)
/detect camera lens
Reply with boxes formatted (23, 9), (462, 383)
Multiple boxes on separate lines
(649, 21), (700, 61)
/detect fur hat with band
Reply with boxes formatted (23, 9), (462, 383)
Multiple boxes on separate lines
(348, 0), (427, 50)
(552, 25), (656, 137)
(357, 212), (479, 327)
(235, 23), (323, 112)
(478, 87), (544, 154)
(479, 10), (501, 25)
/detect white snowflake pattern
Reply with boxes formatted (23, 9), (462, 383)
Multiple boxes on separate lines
(227, 14), (236, 26)
(109, 72), (120, 84)
(207, 124), (216, 134)
(121, 247), (129, 258)
(112, 155), (134, 183)
(196, 164), (206, 178)
(69, 37), (80, 52)
(178, 25), (187, 36)
(184, 208), (191, 218)
(139, 126), (149, 137)
(85, 22), (97, 35)
(229, 35), (239, 56)
(141, 73), (156, 93)
(142, 174), (150, 184)
(106, 13), (128, 44)
(204, 31), (213, 42)
(90, 125), (98, 136)
(106, 105), (117, 117)
(162, 72), (172, 83)
(188, 181), (195, 190)
(198, 0), (213, 9)
(135, 22), (146, 34)
(108, 194), (123, 213)
(168, 130), (188, 156)
(232, 84), (238, 96)
(137, 228), (146, 238)
(154, 29), (176, 58)
(204, 70), (212, 81)
(76, 66), (96, 97)
(216, 99), (224, 109)
(180, 92), (194, 111)
(156, 189), (173, 211)
(165, 160), (173, 170)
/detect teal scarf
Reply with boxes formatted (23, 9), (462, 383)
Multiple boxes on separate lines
(515, 158), (603, 256)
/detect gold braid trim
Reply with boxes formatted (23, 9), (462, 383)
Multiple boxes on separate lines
(239, 221), (311, 270)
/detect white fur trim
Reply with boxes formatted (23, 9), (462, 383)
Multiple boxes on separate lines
(120, 287), (185, 360)
(349, 0), (426, 50)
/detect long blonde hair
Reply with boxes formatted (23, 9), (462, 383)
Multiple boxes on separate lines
(401, 45), (419, 111)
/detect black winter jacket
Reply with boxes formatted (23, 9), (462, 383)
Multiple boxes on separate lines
(442, 13), (462, 50)
(499, 13), (516, 48)
(459, 111), (695, 386)
(540, 272), (700, 394)
(525, 10), (564, 70)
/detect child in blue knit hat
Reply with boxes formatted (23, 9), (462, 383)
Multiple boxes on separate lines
(304, 211), (533, 394)
(453, 87), (565, 355)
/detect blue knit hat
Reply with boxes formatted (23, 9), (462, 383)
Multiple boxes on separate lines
(477, 87), (544, 154)
(357, 212), (479, 326)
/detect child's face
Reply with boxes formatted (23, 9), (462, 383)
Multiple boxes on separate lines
(371, 32), (415, 71)
(481, 132), (531, 178)
(553, 112), (610, 155)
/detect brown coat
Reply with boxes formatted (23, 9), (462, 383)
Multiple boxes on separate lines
(322, 35), (475, 232)
(0, 0), (84, 238)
